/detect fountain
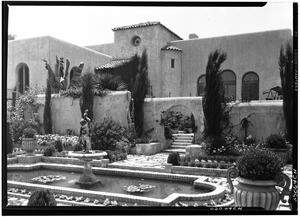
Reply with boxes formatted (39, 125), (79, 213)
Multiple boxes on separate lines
(68, 109), (107, 186)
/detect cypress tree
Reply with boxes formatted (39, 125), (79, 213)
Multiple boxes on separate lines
(44, 76), (52, 134)
(132, 49), (150, 137)
(202, 49), (227, 139)
(279, 42), (293, 143)
(80, 72), (94, 120)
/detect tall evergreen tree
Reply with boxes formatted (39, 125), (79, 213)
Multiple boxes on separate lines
(279, 42), (293, 143)
(44, 77), (52, 134)
(202, 49), (227, 139)
(80, 72), (94, 121)
(132, 49), (150, 137)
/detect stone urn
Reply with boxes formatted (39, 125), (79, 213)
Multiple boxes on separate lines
(227, 167), (290, 210)
(22, 138), (37, 156)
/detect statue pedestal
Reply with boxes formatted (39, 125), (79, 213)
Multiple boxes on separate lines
(68, 151), (107, 186)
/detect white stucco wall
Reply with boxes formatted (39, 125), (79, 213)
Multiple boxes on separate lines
(143, 97), (285, 143)
(35, 91), (131, 135)
(7, 36), (112, 91)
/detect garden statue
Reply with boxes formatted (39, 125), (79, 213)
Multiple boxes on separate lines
(79, 109), (91, 153)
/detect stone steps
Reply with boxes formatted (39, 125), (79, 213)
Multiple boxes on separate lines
(163, 132), (195, 154)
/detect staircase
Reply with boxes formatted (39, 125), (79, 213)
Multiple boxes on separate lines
(163, 131), (194, 154)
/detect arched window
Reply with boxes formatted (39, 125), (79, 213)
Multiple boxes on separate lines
(16, 63), (29, 94)
(197, 75), (206, 96)
(221, 70), (236, 101)
(242, 72), (259, 102)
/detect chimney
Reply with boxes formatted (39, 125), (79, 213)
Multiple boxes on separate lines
(189, 33), (198, 39)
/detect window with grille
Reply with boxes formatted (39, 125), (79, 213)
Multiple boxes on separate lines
(221, 70), (236, 101)
(197, 75), (206, 96)
(17, 64), (29, 94)
(242, 72), (259, 102)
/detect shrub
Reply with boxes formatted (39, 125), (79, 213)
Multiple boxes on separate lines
(54, 139), (63, 152)
(244, 135), (256, 146)
(90, 118), (127, 151)
(167, 152), (181, 166)
(22, 127), (37, 138)
(43, 144), (56, 157)
(237, 149), (283, 180)
(7, 123), (13, 154)
(65, 129), (76, 136)
(265, 134), (289, 149)
(203, 136), (227, 155)
(27, 189), (57, 206)
(73, 143), (83, 152)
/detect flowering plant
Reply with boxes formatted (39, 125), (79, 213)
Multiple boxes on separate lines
(36, 134), (79, 147)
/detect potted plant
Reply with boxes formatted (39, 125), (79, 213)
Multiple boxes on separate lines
(22, 127), (38, 156)
(227, 149), (290, 210)
(264, 134), (290, 165)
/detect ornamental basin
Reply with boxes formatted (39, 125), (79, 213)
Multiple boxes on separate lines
(67, 151), (107, 186)
(68, 151), (107, 161)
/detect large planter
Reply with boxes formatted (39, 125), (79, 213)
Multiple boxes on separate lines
(267, 148), (289, 165)
(227, 167), (290, 210)
(22, 138), (37, 156)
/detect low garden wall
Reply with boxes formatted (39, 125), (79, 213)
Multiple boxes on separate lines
(34, 91), (131, 135)
(143, 98), (285, 143)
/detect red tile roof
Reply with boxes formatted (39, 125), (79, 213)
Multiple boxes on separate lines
(161, 45), (182, 51)
(112, 21), (182, 40)
(95, 59), (131, 70)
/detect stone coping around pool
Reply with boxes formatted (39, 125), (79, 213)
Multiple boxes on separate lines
(8, 156), (229, 177)
(7, 163), (225, 206)
(7, 192), (105, 206)
(68, 151), (107, 158)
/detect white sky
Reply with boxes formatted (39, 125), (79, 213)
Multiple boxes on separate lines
(8, 3), (293, 47)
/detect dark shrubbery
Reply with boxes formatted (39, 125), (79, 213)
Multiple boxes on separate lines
(22, 127), (37, 138)
(237, 149), (283, 180)
(203, 136), (227, 155)
(73, 143), (83, 151)
(54, 140), (63, 152)
(265, 134), (289, 149)
(105, 150), (127, 162)
(90, 118), (127, 151)
(7, 123), (13, 154)
(167, 152), (181, 166)
(27, 189), (57, 206)
(43, 144), (56, 156)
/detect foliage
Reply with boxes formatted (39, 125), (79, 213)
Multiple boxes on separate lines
(27, 189), (57, 206)
(90, 118), (127, 151)
(244, 135), (256, 146)
(80, 72), (95, 121)
(203, 136), (227, 155)
(54, 139), (63, 152)
(43, 144), (56, 157)
(164, 126), (173, 140)
(237, 149), (283, 180)
(73, 143), (83, 151)
(160, 110), (197, 134)
(93, 73), (128, 91)
(134, 128), (155, 143)
(132, 50), (150, 137)
(8, 34), (16, 40)
(279, 41), (294, 144)
(239, 113), (254, 142)
(7, 87), (42, 142)
(65, 129), (76, 136)
(36, 134), (79, 147)
(7, 123), (13, 154)
(265, 134), (289, 149)
(44, 72), (53, 134)
(202, 49), (227, 139)
(105, 150), (127, 162)
(167, 152), (181, 166)
(22, 127), (37, 138)
(60, 87), (83, 99)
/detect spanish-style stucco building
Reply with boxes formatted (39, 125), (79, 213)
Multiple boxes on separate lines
(8, 21), (292, 101)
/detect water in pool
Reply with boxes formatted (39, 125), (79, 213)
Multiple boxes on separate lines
(7, 169), (209, 199)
